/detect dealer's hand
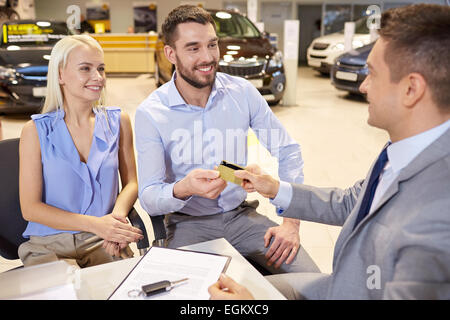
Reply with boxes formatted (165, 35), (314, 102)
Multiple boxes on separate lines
(234, 164), (280, 199)
(208, 274), (254, 300)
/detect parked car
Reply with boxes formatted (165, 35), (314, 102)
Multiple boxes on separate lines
(0, 20), (71, 114)
(330, 42), (374, 95)
(155, 9), (286, 105)
(307, 17), (372, 75)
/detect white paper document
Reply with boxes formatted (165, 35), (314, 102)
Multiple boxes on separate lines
(109, 247), (231, 300)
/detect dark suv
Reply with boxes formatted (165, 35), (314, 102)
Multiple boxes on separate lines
(331, 42), (374, 95)
(155, 9), (285, 105)
(0, 20), (71, 113)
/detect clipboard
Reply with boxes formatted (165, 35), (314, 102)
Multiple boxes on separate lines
(108, 246), (231, 300)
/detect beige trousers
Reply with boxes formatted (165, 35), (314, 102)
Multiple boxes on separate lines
(18, 232), (134, 268)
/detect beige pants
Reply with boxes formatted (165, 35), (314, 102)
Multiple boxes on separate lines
(18, 232), (134, 268)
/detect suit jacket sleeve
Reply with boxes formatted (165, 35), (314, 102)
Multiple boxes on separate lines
(383, 199), (450, 299)
(280, 180), (364, 226)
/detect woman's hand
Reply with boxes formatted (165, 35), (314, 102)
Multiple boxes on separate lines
(102, 239), (128, 257)
(103, 240), (119, 257)
(89, 214), (143, 244)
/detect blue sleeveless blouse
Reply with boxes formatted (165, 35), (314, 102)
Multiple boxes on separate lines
(23, 107), (121, 238)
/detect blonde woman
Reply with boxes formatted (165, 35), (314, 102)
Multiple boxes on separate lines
(18, 35), (143, 268)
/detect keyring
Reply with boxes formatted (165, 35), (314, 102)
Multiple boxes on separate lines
(127, 289), (143, 298)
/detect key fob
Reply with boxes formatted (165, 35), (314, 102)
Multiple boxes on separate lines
(142, 280), (171, 296)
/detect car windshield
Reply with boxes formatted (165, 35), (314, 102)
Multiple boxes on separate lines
(339, 17), (370, 35)
(212, 11), (260, 38)
(1, 21), (72, 47)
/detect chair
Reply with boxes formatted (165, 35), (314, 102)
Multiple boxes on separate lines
(0, 138), (151, 262)
(127, 208), (151, 254)
(129, 209), (167, 249)
(0, 138), (28, 260)
(147, 214), (166, 247)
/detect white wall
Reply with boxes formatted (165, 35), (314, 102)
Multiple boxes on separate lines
(34, 0), (448, 33)
(35, 0), (228, 33)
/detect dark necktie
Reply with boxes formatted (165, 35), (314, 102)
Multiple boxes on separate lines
(353, 145), (390, 230)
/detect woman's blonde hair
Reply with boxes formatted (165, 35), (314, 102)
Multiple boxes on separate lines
(41, 34), (106, 114)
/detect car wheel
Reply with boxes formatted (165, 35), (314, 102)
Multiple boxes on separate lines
(268, 99), (281, 106)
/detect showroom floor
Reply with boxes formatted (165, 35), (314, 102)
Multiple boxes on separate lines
(0, 66), (389, 275)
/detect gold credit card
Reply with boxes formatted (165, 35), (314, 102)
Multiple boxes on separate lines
(217, 160), (245, 185)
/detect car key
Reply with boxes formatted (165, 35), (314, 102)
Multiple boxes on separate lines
(141, 278), (189, 296)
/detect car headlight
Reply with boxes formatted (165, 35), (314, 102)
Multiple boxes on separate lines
(0, 66), (17, 80)
(332, 40), (364, 51)
(268, 50), (283, 69)
(331, 43), (345, 51)
(352, 40), (363, 49)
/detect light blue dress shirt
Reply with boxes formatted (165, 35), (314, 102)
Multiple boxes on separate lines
(135, 72), (304, 216)
(273, 119), (450, 213)
(23, 107), (121, 238)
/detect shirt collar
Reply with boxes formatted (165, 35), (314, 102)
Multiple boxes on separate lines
(387, 119), (450, 173)
(167, 71), (225, 108)
(50, 108), (109, 143)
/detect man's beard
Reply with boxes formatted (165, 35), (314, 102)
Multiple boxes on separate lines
(176, 56), (218, 89)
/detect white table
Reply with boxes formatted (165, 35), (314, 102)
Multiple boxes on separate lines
(77, 238), (286, 300)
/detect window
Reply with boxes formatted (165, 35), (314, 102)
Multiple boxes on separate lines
(323, 4), (352, 35)
(213, 12), (260, 38)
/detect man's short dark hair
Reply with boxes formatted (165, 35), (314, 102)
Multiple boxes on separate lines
(162, 5), (216, 47)
(379, 4), (450, 110)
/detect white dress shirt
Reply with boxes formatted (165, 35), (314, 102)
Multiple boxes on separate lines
(135, 72), (305, 216)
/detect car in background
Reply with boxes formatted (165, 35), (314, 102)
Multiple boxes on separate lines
(155, 9), (285, 105)
(330, 42), (374, 95)
(0, 20), (71, 114)
(307, 17), (373, 75)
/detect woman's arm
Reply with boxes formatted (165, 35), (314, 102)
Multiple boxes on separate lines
(103, 111), (140, 256)
(19, 120), (142, 244)
(111, 111), (138, 219)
